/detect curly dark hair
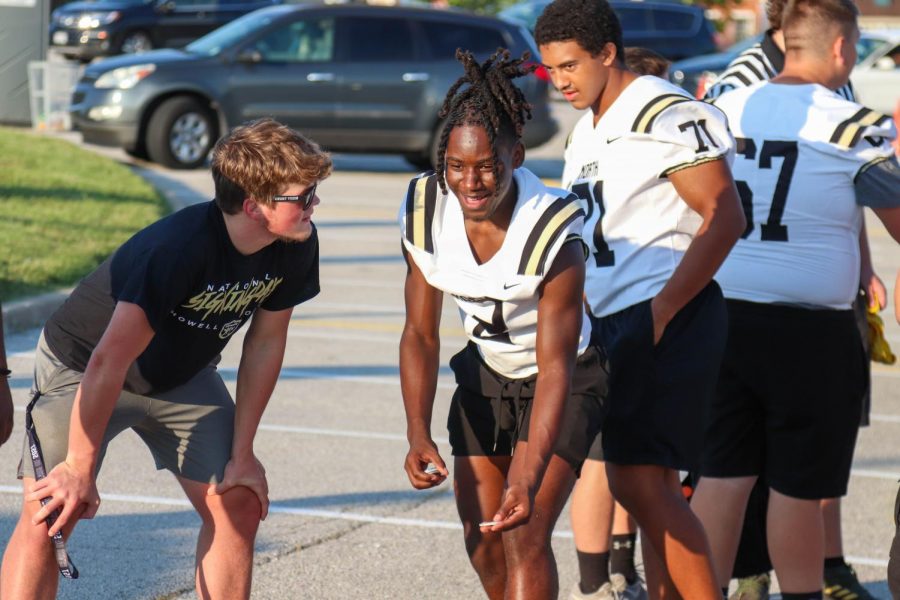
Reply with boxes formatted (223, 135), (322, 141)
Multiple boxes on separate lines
(534, 0), (624, 61)
(435, 48), (534, 195)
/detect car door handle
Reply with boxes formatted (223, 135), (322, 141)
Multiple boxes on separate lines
(402, 72), (429, 82)
(307, 73), (335, 82)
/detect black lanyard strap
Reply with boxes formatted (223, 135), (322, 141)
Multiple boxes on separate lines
(25, 391), (79, 580)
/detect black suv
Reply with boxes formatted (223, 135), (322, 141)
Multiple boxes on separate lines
(499, 0), (717, 61)
(49, 0), (278, 62)
(69, 3), (557, 169)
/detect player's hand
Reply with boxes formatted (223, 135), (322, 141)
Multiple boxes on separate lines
(26, 460), (100, 536)
(480, 480), (533, 533)
(865, 272), (887, 311)
(650, 296), (675, 345)
(210, 454), (269, 520)
(403, 435), (448, 489)
(0, 378), (13, 447)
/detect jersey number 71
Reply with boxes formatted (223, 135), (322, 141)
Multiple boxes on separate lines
(571, 181), (615, 267)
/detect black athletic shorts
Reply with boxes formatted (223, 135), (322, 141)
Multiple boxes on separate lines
(595, 281), (727, 471)
(700, 300), (866, 500)
(446, 342), (608, 474)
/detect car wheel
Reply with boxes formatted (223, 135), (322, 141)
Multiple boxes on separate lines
(145, 97), (216, 170)
(120, 31), (153, 54)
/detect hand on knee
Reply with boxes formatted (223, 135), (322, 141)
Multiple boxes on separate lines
(207, 486), (263, 536)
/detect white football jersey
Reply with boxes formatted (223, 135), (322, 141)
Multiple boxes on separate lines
(562, 76), (735, 317)
(400, 168), (590, 378)
(713, 82), (898, 309)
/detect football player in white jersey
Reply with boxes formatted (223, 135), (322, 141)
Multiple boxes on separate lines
(399, 49), (608, 600)
(689, 0), (900, 598)
(706, 6), (886, 600)
(535, 1), (747, 598)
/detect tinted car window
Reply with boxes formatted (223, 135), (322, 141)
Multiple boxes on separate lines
(651, 9), (695, 32)
(617, 7), (650, 33)
(186, 8), (282, 55)
(419, 21), (507, 60)
(341, 17), (414, 61)
(172, 0), (215, 7)
(252, 17), (335, 62)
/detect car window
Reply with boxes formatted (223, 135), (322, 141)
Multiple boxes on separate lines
(616, 7), (650, 33)
(252, 17), (335, 63)
(186, 8), (282, 55)
(340, 17), (414, 62)
(420, 21), (507, 60)
(651, 9), (695, 32)
(856, 37), (887, 63)
(171, 0), (215, 7)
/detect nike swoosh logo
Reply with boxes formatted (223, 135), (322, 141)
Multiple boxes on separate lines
(606, 136), (622, 144)
(503, 283), (520, 290)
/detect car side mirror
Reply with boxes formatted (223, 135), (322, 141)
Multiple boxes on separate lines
(874, 56), (896, 71)
(236, 49), (263, 64)
(155, 0), (176, 13)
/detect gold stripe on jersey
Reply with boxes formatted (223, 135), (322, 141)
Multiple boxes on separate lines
(661, 155), (725, 177)
(404, 174), (439, 253)
(829, 108), (890, 149)
(632, 94), (693, 134)
(854, 156), (890, 183)
(565, 232), (590, 261)
(518, 198), (584, 276)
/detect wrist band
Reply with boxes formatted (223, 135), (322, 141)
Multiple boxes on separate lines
(0, 368), (10, 378)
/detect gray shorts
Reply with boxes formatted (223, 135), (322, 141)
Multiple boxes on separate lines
(18, 334), (235, 484)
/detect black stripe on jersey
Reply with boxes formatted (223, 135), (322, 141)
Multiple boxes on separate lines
(631, 94), (692, 134)
(517, 196), (584, 276)
(404, 173), (439, 253)
(731, 69), (752, 87)
(731, 59), (765, 82)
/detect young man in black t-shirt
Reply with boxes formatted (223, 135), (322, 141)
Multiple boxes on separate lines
(0, 118), (331, 599)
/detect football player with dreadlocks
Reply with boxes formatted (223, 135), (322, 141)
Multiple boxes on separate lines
(398, 48), (607, 600)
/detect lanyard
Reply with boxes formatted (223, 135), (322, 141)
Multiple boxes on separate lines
(24, 392), (79, 580)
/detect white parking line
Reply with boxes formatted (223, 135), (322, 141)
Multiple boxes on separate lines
(871, 413), (900, 423)
(0, 486), (888, 567)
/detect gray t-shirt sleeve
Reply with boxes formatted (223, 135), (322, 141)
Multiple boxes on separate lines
(855, 156), (900, 209)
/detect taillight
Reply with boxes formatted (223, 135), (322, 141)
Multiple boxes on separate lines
(524, 61), (550, 82)
(694, 71), (716, 100)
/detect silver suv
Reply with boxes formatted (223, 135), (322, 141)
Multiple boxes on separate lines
(70, 3), (557, 169)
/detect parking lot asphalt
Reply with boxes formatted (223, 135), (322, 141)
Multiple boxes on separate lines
(1, 101), (898, 598)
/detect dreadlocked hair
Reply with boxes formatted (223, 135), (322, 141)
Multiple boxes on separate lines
(435, 48), (535, 195)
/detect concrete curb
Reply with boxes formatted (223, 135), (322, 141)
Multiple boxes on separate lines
(2, 142), (207, 334)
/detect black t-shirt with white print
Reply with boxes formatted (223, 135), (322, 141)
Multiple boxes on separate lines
(43, 201), (319, 394)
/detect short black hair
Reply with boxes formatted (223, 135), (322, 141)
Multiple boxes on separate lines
(435, 48), (534, 194)
(534, 0), (624, 61)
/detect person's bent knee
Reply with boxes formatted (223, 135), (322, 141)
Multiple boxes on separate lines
(206, 486), (263, 535)
(502, 525), (551, 566)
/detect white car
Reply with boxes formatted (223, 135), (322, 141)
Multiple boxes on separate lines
(852, 29), (900, 116)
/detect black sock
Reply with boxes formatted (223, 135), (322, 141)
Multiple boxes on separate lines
(610, 533), (638, 584)
(824, 555), (846, 570)
(576, 550), (610, 593)
(781, 592), (823, 599)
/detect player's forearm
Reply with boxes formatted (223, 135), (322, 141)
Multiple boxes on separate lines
(65, 359), (130, 470)
(232, 336), (285, 459)
(516, 370), (570, 489)
(657, 200), (744, 320)
(399, 328), (440, 441)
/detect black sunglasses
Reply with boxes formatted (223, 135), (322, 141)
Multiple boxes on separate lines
(273, 182), (318, 209)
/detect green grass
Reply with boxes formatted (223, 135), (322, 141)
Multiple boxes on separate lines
(0, 127), (169, 301)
